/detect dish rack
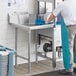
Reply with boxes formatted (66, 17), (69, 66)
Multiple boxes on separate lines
(0, 45), (16, 76)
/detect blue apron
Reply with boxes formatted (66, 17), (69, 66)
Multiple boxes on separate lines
(61, 16), (71, 70)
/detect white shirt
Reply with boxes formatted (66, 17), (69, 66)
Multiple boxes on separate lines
(53, 0), (76, 26)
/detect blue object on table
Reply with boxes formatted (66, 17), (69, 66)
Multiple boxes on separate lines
(0, 45), (16, 76)
(35, 18), (53, 25)
(35, 18), (45, 25)
(61, 16), (71, 70)
(49, 22), (53, 24)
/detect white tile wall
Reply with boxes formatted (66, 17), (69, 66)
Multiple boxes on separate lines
(0, 0), (39, 64)
(0, 0), (8, 45)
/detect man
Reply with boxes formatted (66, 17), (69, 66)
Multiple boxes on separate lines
(46, 0), (76, 75)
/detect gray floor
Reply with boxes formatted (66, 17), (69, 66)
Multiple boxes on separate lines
(14, 60), (64, 76)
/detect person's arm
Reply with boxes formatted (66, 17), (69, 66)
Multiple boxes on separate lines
(46, 13), (55, 24)
(46, 2), (63, 24)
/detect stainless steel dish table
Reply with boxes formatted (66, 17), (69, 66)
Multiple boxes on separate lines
(10, 23), (56, 73)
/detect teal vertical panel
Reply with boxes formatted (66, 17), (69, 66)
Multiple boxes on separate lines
(0, 55), (2, 76)
(61, 16), (71, 70)
(8, 52), (14, 76)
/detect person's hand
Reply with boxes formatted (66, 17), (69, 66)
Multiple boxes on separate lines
(45, 20), (49, 24)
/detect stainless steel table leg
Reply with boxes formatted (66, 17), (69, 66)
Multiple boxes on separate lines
(28, 30), (31, 73)
(53, 0), (56, 68)
(15, 28), (18, 67)
(35, 31), (38, 63)
(52, 29), (56, 67)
